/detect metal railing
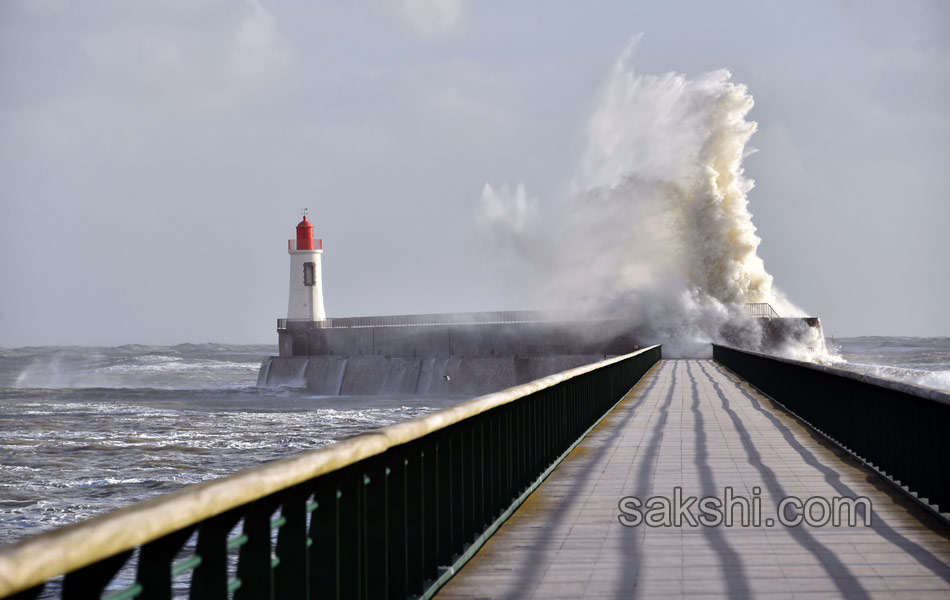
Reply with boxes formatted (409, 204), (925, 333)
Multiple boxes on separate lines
(713, 344), (950, 517)
(0, 346), (661, 600)
(745, 302), (780, 319)
(287, 239), (324, 252)
(277, 318), (329, 330)
(277, 306), (782, 332)
(276, 310), (582, 331)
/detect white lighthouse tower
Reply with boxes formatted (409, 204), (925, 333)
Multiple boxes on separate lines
(286, 211), (326, 321)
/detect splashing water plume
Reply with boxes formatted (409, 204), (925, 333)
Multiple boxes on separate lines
(478, 38), (819, 359)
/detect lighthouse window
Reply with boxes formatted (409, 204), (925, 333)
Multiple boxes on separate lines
(303, 262), (316, 286)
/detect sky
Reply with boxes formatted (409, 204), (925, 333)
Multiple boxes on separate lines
(1, 0), (948, 346)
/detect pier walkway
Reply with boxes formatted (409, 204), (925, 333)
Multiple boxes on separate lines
(437, 360), (950, 598)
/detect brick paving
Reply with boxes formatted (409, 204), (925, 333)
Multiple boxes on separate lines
(436, 359), (950, 599)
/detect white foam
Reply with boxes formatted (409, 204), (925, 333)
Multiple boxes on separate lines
(476, 37), (828, 360)
(14, 354), (260, 389)
(839, 363), (950, 392)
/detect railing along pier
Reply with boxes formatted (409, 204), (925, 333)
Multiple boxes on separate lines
(714, 344), (950, 519)
(0, 346), (661, 600)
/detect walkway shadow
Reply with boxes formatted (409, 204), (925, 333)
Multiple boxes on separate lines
(683, 361), (751, 597)
(709, 361), (950, 585)
(500, 362), (666, 598)
(696, 361), (870, 599)
(614, 362), (679, 597)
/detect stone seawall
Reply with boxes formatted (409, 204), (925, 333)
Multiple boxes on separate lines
(259, 317), (643, 395)
(277, 319), (640, 359)
(258, 312), (824, 395)
(257, 354), (608, 396)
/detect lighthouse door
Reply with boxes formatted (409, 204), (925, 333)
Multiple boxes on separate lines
(303, 262), (316, 286)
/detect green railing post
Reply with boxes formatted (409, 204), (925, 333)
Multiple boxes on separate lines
(498, 408), (510, 509)
(421, 441), (439, 583)
(405, 449), (426, 594)
(274, 487), (309, 600)
(486, 417), (497, 523)
(450, 431), (465, 552)
(435, 437), (452, 567)
(336, 474), (361, 599)
(233, 497), (279, 600)
(189, 510), (242, 600)
(364, 461), (388, 599)
(136, 526), (194, 600)
(511, 405), (520, 499)
(63, 550), (132, 599)
(308, 479), (340, 599)
(530, 395), (539, 475)
(461, 425), (474, 545)
(505, 406), (514, 502)
(385, 457), (409, 599)
(475, 418), (487, 531)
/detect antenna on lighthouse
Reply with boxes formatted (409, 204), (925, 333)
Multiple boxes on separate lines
(301, 208), (309, 219)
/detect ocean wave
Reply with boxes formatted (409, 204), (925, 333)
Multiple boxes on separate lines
(837, 362), (950, 392)
(58, 477), (154, 488)
(97, 358), (260, 374)
(7, 345), (269, 390)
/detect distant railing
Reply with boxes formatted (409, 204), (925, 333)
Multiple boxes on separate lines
(277, 307), (781, 332)
(277, 318), (328, 330)
(287, 239), (324, 252)
(0, 346), (661, 600)
(745, 302), (780, 319)
(277, 310), (582, 331)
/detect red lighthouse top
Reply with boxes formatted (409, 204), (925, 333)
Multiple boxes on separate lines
(295, 216), (315, 250)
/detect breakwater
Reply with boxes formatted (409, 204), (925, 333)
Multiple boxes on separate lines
(258, 354), (610, 395)
(259, 310), (825, 394)
(258, 312), (640, 394)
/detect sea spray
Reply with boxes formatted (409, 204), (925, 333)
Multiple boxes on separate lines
(478, 37), (822, 359)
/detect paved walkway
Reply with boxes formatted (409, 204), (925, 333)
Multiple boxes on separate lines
(437, 360), (950, 599)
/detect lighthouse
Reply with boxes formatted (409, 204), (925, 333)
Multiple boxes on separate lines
(286, 212), (326, 321)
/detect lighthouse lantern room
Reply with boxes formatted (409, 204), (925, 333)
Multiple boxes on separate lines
(287, 211), (326, 321)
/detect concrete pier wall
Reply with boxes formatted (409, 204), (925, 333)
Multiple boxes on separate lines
(280, 319), (639, 359)
(261, 315), (644, 395)
(259, 311), (824, 395)
(259, 353), (610, 396)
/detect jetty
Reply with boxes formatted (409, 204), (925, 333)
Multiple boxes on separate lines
(1, 344), (949, 599)
(439, 357), (950, 598)
(258, 306), (824, 396)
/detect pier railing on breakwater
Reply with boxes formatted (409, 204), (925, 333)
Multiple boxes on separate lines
(744, 302), (780, 319)
(713, 344), (950, 518)
(276, 310), (579, 331)
(279, 304), (786, 332)
(0, 346), (661, 600)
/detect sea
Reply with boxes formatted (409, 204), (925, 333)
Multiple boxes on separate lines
(0, 344), (461, 549)
(827, 336), (950, 391)
(0, 337), (948, 551)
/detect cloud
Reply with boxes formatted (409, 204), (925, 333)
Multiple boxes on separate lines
(228, 0), (293, 86)
(364, 0), (467, 41)
(0, 0), (293, 103)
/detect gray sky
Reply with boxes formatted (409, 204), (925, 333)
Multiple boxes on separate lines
(1, 0), (948, 346)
